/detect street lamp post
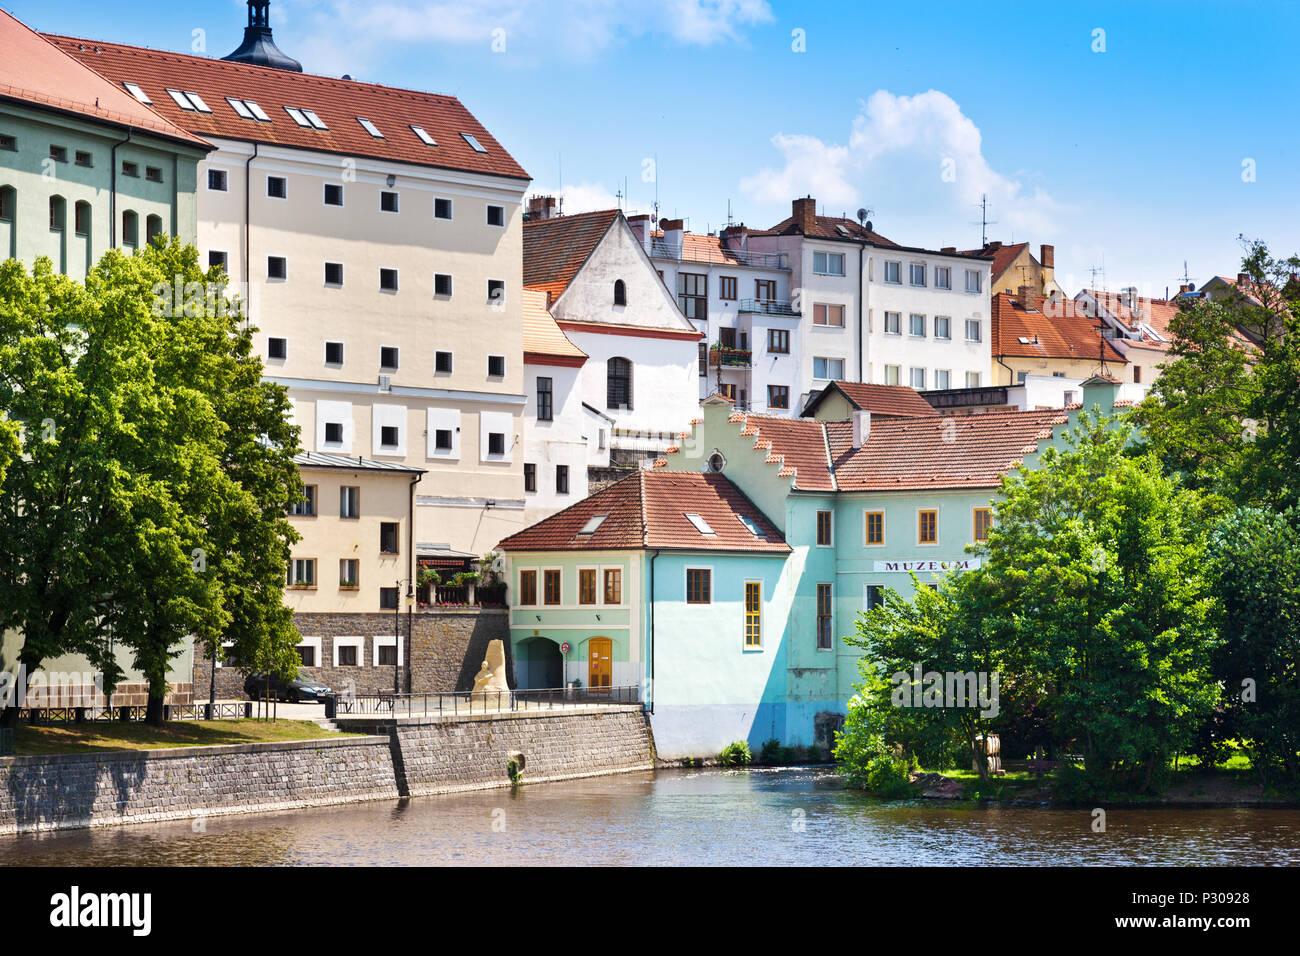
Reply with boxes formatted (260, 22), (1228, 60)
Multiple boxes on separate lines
(393, 579), (401, 701)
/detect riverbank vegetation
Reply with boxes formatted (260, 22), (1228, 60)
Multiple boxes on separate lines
(837, 241), (1300, 801)
(12, 719), (356, 756)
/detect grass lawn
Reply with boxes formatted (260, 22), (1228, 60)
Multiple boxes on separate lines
(11, 719), (361, 756)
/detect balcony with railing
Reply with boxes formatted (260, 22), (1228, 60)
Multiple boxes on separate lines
(738, 297), (799, 317)
(651, 238), (789, 270)
(709, 344), (752, 368)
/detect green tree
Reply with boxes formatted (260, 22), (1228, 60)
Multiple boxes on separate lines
(1206, 506), (1300, 783)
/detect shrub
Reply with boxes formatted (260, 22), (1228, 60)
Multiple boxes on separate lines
(865, 754), (914, 799)
(759, 738), (782, 764)
(718, 741), (752, 767)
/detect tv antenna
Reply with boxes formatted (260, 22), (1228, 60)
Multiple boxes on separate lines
(972, 194), (998, 246)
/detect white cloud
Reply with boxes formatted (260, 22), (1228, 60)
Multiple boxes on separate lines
(280, 0), (772, 75)
(740, 90), (1067, 245)
(529, 182), (655, 217)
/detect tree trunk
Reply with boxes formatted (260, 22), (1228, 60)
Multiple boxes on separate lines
(145, 693), (165, 727)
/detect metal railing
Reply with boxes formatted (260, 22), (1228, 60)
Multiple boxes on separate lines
(13, 701), (251, 724)
(650, 238), (789, 270)
(336, 685), (642, 718)
(709, 347), (752, 368)
(738, 297), (799, 316)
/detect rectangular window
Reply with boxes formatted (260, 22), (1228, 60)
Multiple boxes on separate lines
(603, 569), (622, 604)
(817, 583), (833, 650)
(487, 432), (505, 456)
(325, 341), (344, 365)
(910, 368), (926, 390)
(974, 507), (993, 542)
(380, 346), (399, 370)
(146, 166), (163, 183)
(209, 250), (228, 271)
(909, 314), (926, 336)
(935, 369), (951, 390)
(0, 134), (15, 152)
(339, 558), (359, 588)
(435, 350), (453, 373)
(719, 276), (737, 300)
(965, 319), (982, 342)
(536, 376), (553, 421)
(966, 371), (982, 388)
(768, 329), (790, 354)
(324, 183), (344, 206)
(865, 510), (884, 545)
(755, 279), (777, 301)
(486, 204), (505, 227)
(816, 510), (833, 546)
(686, 568), (711, 604)
(74, 204), (89, 236)
(744, 581), (762, 648)
(934, 316), (951, 340)
(325, 262), (344, 286)
(434, 273), (453, 296)
(884, 311), (901, 335)
(1134, 365), (1143, 384)
(434, 429), (453, 451)
(966, 269), (982, 293)
(813, 251), (846, 276)
(767, 385), (789, 410)
(909, 262), (926, 286)
(340, 486), (360, 519)
(883, 261), (901, 284)
(267, 176), (287, 199)
(520, 570), (538, 605)
(324, 422), (344, 444)
(380, 425), (399, 448)
(556, 465), (570, 495)
(378, 589), (398, 611)
(919, 510), (938, 544)
(524, 462), (536, 493)
(434, 197), (453, 220)
(122, 161), (139, 178)
(677, 273), (707, 320)
(337, 643), (359, 666)
(289, 484), (316, 516)
(487, 279), (505, 304)
(698, 341), (708, 377)
(267, 336), (287, 360)
(814, 303), (845, 327)
(544, 569), (561, 605)
(288, 558), (316, 587)
(380, 268), (399, 292)
(380, 191), (399, 213)
(884, 364), (900, 386)
(935, 266), (951, 290)
(75, 150), (93, 167)
(579, 569), (597, 605)
(298, 645), (317, 667)
(488, 355), (506, 377)
(49, 145), (67, 163)
(865, 585), (884, 611)
(379, 522), (399, 554)
(812, 357), (844, 381)
(377, 644), (397, 666)
(267, 256), (287, 280)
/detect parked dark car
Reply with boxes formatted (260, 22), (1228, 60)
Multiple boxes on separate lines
(243, 672), (333, 703)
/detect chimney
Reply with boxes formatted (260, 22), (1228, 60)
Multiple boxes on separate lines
(627, 213), (652, 254)
(852, 409), (871, 449)
(940, 246), (956, 254)
(1237, 272), (1251, 286)
(526, 195), (558, 220)
(1178, 284), (1191, 295)
(792, 196), (817, 235)
(1039, 244), (1055, 269)
(1120, 286), (1137, 310)
(1018, 284), (1042, 312)
(660, 218), (685, 258)
(986, 240), (1002, 252)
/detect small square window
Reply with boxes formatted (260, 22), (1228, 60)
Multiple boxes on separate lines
(122, 161), (139, 178)
(380, 346), (399, 370)
(434, 273), (453, 296)
(267, 256), (287, 280)
(380, 191), (399, 213)
(49, 145), (67, 163)
(208, 168), (228, 191)
(75, 151), (93, 167)
(435, 429), (453, 450)
(487, 432), (505, 456)
(325, 262), (344, 286)
(267, 337), (287, 360)
(380, 425), (399, 448)
(487, 355), (506, 377)
(487, 279), (505, 304)
(380, 268), (399, 292)
(209, 250), (228, 271)
(435, 351), (453, 373)
(434, 197), (453, 220)
(267, 176), (287, 199)
(324, 184), (344, 206)
(324, 341), (344, 365)
(146, 166), (163, 183)
(486, 204), (505, 227)
(324, 421), (344, 444)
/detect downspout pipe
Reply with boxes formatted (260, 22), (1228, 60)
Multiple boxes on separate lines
(109, 130), (132, 247)
(857, 242), (866, 380)
(648, 549), (659, 714)
(244, 143), (259, 328)
(406, 471), (421, 694)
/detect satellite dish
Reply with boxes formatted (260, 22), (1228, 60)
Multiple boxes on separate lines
(856, 208), (870, 224)
(864, 220), (873, 233)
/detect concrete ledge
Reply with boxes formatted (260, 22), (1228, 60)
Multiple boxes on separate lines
(0, 734), (390, 768)
(335, 703), (642, 730)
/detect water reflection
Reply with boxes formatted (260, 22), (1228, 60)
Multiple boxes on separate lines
(2, 768), (1297, 867)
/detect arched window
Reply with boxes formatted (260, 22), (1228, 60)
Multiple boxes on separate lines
(146, 214), (163, 243)
(607, 357), (632, 410)
(613, 279), (627, 306)
(74, 201), (91, 237)
(49, 195), (66, 232)
(122, 210), (138, 248)
(0, 186), (15, 224)
(0, 186), (15, 259)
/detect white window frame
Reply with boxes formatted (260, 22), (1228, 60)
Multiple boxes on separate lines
(909, 313), (926, 337)
(934, 315), (951, 340)
(297, 636), (322, 668)
(380, 190), (400, 214)
(372, 634), (404, 667)
(372, 403), (407, 457)
(434, 196), (454, 220)
(486, 204), (505, 227)
(266, 175), (287, 200)
(966, 269), (983, 293)
(813, 251), (846, 276)
(316, 400), (352, 453)
(935, 266), (951, 290)
(884, 311), (902, 335)
(324, 183), (345, 207)
(965, 319), (982, 343)
(966, 371), (982, 388)
(333, 635), (364, 668)
(427, 407), (462, 460)
(909, 262), (927, 287)
(883, 364), (900, 386)
(910, 367), (926, 390)
(935, 369), (951, 390)
(207, 168), (228, 192)
(883, 260), (902, 284)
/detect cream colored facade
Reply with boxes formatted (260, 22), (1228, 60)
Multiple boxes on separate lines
(196, 140), (530, 564)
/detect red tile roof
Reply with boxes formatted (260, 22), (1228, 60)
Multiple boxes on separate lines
(1081, 290), (1180, 350)
(523, 209), (621, 301)
(497, 471), (789, 553)
(1, 12), (207, 149)
(803, 381), (939, 419)
(48, 34), (528, 180)
(699, 408), (1069, 492)
(757, 213), (898, 246)
(993, 292), (1126, 363)
(961, 241), (1028, 286)
(522, 288), (586, 366)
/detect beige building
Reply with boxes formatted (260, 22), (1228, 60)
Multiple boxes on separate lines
(56, 12), (532, 609)
(965, 241), (1064, 299)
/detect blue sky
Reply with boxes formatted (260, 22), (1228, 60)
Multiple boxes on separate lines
(13, 0), (1298, 297)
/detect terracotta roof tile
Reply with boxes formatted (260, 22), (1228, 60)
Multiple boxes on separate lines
(497, 471), (789, 553)
(993, 292), (1126, 363)
(522, 209), (620, 301)
(804, 381), (939, 419)
(729, 414), (836, 491)
(961, 241), (1028, 285)
(761, 213), (899, 246)
(48, 33), (527, 179)
(2, 13), (207, 148)
(1080, 290), (1181, 351)
(522, 288), (586, 365)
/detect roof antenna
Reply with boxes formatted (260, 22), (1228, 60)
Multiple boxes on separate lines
(972, 194), (998, 246)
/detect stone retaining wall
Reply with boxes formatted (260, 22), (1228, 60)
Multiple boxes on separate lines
(0, 736), (397, 835)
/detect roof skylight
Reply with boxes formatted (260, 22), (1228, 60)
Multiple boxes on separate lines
(737, 515), (764, 537)
(578, 515), (608, 535)
(184, 91), (212, 113)
(411, 125), (437, 147)
(245, 101), (272, 123)
(123, 82), (152, 105)
(685, 513), (716, 536)
(226, 97), (254, 119)
(358, 117), (384, 138)
(166, 88), (196, 111)
(461, 132), (487, 153)
(302, 110), (328, 130)
(284, 107), (312, 127)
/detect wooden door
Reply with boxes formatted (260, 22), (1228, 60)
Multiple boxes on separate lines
(588, 638), (612, 692)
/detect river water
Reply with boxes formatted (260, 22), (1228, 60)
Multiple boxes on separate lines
(3, 767), (1298, 866)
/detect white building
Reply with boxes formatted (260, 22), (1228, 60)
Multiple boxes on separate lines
(522, 204), (700, 492)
